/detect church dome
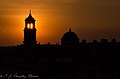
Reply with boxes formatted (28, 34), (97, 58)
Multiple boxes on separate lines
(61, 28), (79, 46)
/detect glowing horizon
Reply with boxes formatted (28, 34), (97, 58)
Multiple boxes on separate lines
(1, 0), (120, 46)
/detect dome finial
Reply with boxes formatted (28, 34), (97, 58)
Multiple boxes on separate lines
(69, 28), (71, 32)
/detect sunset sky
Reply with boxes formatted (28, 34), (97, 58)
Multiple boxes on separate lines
(1, 0), (120, 46)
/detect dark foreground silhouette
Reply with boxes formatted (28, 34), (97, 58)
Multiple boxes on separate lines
(1, 11), (118, 79)
(0, 40), (120, 79)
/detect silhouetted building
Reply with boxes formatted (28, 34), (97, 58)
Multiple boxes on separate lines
(1, 11), (120, 79)
(82, 40), (87, 44)
(61, 28), (79, 46)
(93, 40), (97, 44)
(23, 10), (37, 46)
(101, 38), (108, 44)
(112, 38), (116, 43)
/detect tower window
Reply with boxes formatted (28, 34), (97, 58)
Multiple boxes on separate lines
(27, 24), (30, 29)
(30, 23), (33, 29)
(27, 23), (33, 29)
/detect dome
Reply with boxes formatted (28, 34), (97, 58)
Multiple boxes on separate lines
(61, 28), (79, 46)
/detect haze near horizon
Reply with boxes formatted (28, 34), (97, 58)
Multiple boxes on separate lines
(0, 0), (120, 46)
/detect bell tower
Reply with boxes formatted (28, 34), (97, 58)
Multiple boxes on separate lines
(24, 10), (37, 46)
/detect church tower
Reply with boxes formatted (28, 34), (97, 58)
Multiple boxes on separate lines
(23, 10), (37, 46)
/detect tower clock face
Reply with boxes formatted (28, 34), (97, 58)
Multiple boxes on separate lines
(27, 23), (33, 29)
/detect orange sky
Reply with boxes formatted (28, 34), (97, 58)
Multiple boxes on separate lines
(1, 0), (120, 46)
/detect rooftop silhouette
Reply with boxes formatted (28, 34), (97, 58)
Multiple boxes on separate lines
(0, 11), (120, 79)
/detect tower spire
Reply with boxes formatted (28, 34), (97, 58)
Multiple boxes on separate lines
(24, 10), (36, 46)
(29, 10), (32, 16)
(30, 10), (31, 14)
